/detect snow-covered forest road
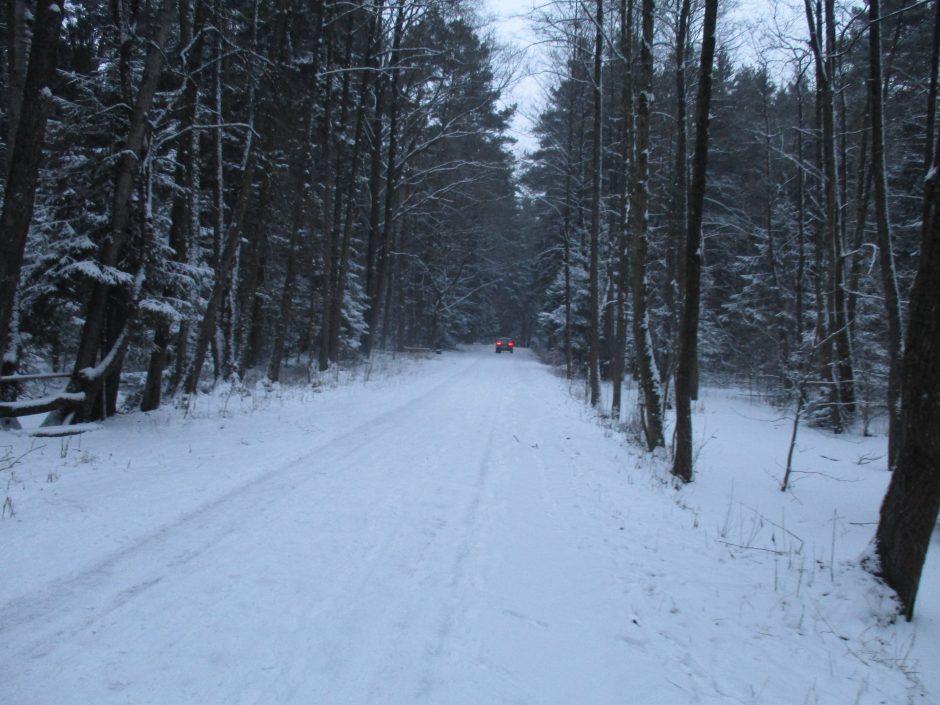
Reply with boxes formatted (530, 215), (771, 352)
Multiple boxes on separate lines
(1, 348), (931, 704)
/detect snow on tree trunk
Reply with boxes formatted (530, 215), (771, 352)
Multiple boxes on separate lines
(629, 0), (664, 451)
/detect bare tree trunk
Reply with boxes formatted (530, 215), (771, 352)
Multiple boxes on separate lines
(611, 0), (634, 418)
(588, 0), (604, 407)
(925, 0), (940, 170)
(363, 74), (387, 356)
(3, 0), (33, 427)
(563, 76), (576, 380)
(672, 0), (717, 483)
(327, 0), (385, 364)
(57, 0), (175, 423)
(369, 0), (407, 356)
(362, 5), (388, 356)
(233, 176), (271, 377)
(184, 0), (292, 393)
(4, 0), (29, 175)
(328, 82), (370, 364)
(759, 80), (788, 376)
(142, 0), (206, 411)
(781, 378), (808, 492)
(804, 0), (853, 432)
(874, 135), (940, 621)
(630, 0), (664, 450)
(846, 105), (871, 349)
(0, 0), (64, 372)
(267, 2), (326, 379)
(795, 73), (807, 345)
(318, 13), (352, 372)
(268, 64), (321, 382)
(184, 134), (257, 394)
(666, 0), (690, 393)
(170, 0), (225, 393)
(867, 0), (903, 471)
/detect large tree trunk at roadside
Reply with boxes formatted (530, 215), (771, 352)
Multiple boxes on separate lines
(630, 0), (664, 450)
(672, 0), (717, 483)
(874, 137), (940, 622)
(0, 0), (64, 374)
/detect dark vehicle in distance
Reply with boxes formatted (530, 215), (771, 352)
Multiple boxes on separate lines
(495, 337), (515, 354)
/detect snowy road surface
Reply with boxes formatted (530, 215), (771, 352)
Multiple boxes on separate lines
(1, 347), (928, 704)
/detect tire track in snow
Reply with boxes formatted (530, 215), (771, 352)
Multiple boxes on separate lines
(2, 349), (525, 705)
(306, 358), (505, 704)
(0, 353), (486, 643)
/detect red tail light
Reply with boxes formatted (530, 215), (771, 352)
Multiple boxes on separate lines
(496, 341), (502, 346)
(508, 341), (514, 347)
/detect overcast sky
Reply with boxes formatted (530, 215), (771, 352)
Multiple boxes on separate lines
(483, 0), (544, 156)
(482, 0), (806, 158)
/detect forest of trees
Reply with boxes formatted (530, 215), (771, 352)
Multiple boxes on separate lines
(0, 0), (523, 424)
(0, 1), (937, 617)
(518, 0), (938, 619)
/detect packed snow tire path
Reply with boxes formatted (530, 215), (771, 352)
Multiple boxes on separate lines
(0, 347), (934, 704)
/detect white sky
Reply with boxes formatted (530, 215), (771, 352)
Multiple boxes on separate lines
(484, 0), (545, 157)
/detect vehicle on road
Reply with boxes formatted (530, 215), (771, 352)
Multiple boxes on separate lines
(495, 337), (515, 354)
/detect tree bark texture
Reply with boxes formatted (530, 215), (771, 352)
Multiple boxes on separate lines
(0, 0), (64, 369)
(924, 0), (940, 170)
(666, 0), (690, 394)
(64, 0), (176, 422)
(804, 0), (854, 432)
(326, 0), (385, 364)
(268, 65), (321, 382)
(867, 0), (904, 471)
(874, 137), (940, 621)
(183, 0), (293, 393)
(672, 0), (717, 483)
(142, 0), (206, 411)
(4, 0), (29, 173)
(368, 0), (407, 356)
(630, 0), (664, 450)
(611, 0), (634, 418)
(588, 0), (603, 407)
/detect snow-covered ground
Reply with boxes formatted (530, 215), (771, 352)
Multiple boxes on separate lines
(1, 346), (936, 704)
